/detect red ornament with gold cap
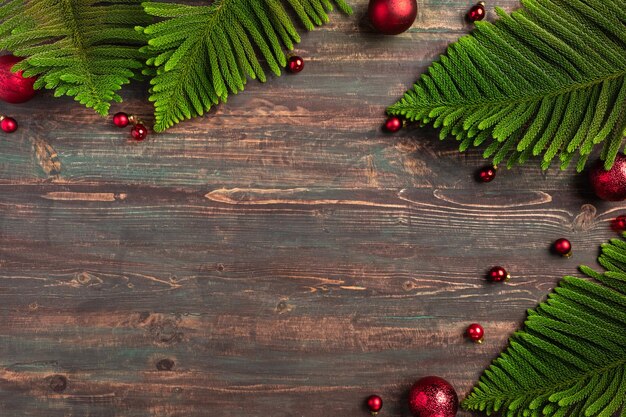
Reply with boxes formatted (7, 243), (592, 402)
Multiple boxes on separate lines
(408, 376), (458, 417)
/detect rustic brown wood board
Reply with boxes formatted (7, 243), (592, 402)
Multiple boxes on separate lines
(0, 0), (622, 416)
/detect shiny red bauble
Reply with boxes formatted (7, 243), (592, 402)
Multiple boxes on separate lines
(131, 123), (148, 141)
(466, 323), (484, 343)
(467, 2), (486, 22)
(408, 376), (458, 417)
(366, 394), (383, 415)
(113, 112), (130, 128)
(477, 165), (497, 182)
(612, 215), (626, 232)
(589, 154), (626, 201)
(487, 266), (510, 282)
(384, 116), (402, 133)
(0, 55), (37, 104)
(368, 0), (417, 35)
(553, 238), (572, 257)
(0, 116), (18, 133)
(287, 56), (304, 73)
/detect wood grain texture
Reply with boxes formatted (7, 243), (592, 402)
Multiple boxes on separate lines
(0, 1), (623, 416)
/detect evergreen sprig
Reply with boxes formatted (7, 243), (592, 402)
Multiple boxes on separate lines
(140, 0), (352, 132)
(0, 0), (151, 115)
(387, 0), (626, 171)
(463, 237), (626, 417)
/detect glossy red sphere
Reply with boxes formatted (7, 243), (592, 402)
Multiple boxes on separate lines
(553, 238), (572, 257)
(466, 323), (484, 343)
(131, 123), (148, 141)
(589, 154), (626, 201)
(384, 116), (402, 133)
(287, 56), (304, 73)
(113, 112), (130, 128)
(366, 395), (383, 414)
(478, 165), (496, 182)
(0, 54), (36, 103)
(487, 266), (509, 282)
(1, 116), (18, 133)
(408, 376), (458, 417)
(612, 215), (626, 232)
(467, 3), (486, 22)
(368, 0), (417, 35)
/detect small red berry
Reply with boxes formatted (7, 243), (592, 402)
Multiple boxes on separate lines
(1, 116), (18, 133)
(287, 56), (304, 73)
(612, 215), (626, 232)
(130, 123), (148, 141)
(467, 2), (486, 22)
(366, 395), (383, 415)
(384, 116), (402, 133)
(477, 165), (497, 182)
(113, 112), (130, 128)
(466, 323), (484, 343)
(487, 266), (510, 282)
(553, 238), (572, 257)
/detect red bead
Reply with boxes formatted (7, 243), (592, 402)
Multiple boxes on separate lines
(368, 0), (418, 35)
(553, 238), (572, 257)
(612, 215), (626, 232)
(589, 154), (626, 201)
(466, 323), (484, 343)
(0, 55), (37, 104)
(287, 56), (304, 73)
(487, 266), (510, 282)
(477, 165), (497, 182)
(366, 395), (383, 415)
(384, 116), (402, 133)
(130, 123), (148, 141)
(467, 2), (486, 22)
(113, 112), (130, 128)
(408, 376), (458, 417)
(1, 116), (18, 133)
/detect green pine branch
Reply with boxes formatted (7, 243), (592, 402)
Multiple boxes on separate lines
(463, 237), (626, 417)
(0, 0), (151, 115)
(387, 0), (626, 171)
(139, 0), (352, 132)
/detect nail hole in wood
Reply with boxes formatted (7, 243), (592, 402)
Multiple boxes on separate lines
(156, 358), (175, 371)
(49, 375), (67, 392)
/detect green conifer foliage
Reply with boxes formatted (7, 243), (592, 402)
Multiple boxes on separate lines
(387, 0), (626, 171)
(140, 0), (352, 132)
(463, 237), (626, 417)
(0, 0), (151, 115)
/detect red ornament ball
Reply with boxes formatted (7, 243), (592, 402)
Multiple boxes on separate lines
(0, 54), (37, 104)
(467, 2), (486, 22)
(466, 323), (484, 343)
(366, 395), (383, 415)
(384, 116), (402, 133)
(287, 56), (304, 73)
(113, 112), (130, 128)
(612, 215), (626, 232)
(368, 0), (418, 35)
(1, 116), (18, 133)
(553, 238), (572, 257)
(487, 266), (510, 282)
(408, 376), (458, 417)
(477, 165), (497, 182)
(131, 123), (148, 141)
(589, 154), (626, 201)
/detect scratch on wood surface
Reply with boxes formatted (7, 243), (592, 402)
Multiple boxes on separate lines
(428, 189), (552, 208)
(205, 188), (405, 208)
(365, 155), (379, 187)
(32, 138), (61, 177)
(42, 192), (127, 202)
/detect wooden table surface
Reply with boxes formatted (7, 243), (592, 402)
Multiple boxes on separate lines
(0, 0), (622, 415)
